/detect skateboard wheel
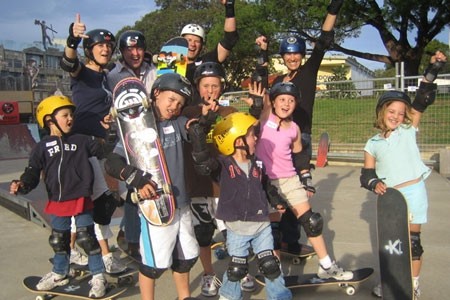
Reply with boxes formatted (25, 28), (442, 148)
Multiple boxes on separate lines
(292, 257), (301, 265)
(131, 192), (140, 204)
(162, 183), (171, 194)
(110, 107), (117, 118)
(123, 275), (134, 285)
(109, 283), (117, 290)
(214, 248), (227, 260)
(345, 286), (356, 295)
(142, 96), (150, 109)
(152, 54), (159, 64)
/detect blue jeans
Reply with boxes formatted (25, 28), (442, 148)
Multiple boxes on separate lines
(219, 224), (292, 300)
(123, 191), (141, 243)
(51, 211), (105, 275)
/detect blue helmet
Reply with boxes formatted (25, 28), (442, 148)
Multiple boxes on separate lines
(279, 36), (306, 55)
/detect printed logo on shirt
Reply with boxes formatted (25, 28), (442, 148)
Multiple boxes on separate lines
(46, 143), (78, 157)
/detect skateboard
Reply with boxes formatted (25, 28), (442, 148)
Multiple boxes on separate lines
(116, 236), (142, 263)
(377, 188), (413, 299)
(23, 275), (127, 300)
(255, 267), (373, 296)
(280, 243), (316, 264)
(49, 258), (137, 288)
(316, 132), (330, 168)
(153, 37), (188, 77)
(111, 77), (176, 226)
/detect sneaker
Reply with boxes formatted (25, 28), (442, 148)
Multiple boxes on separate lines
(36, 272), (69, 291)
(240, 274), (256, 292)
(102, 253), (126, 274)
(70, 248), (88, 266)
(372, 283), (382, 298)
(201, 274), (220, 297)
(317, 261), (353, 281)
(413, 278), (421, 299)
(89, 274), (107, 298)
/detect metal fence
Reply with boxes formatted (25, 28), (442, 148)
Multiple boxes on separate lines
(223, 73), (450, 162)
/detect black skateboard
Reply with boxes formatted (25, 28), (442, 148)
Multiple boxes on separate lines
(377, 188), (413, 299)
(23, 275), (127, 300)
(280, 243), (316, 264)
(255, 267), (373, 296)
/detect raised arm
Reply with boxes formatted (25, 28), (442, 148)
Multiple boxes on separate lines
(217, 0), (239, 62)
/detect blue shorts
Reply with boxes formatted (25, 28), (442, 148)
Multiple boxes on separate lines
(398, 180), (428, 224)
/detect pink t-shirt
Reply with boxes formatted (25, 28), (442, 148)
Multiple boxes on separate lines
(256, 113), (299, 179)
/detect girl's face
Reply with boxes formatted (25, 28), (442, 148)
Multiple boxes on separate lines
(244, 126), (257, 155)
(53, 107), (74, 134)
(198, 76), (222, 102)
(272, 94), (296, 119)
(92, 42), (113, 65)
(383, 101), (407, 131)
(154, 90), (186, 120)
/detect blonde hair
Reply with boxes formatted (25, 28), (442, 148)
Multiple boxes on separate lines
(374, 100), (412, 134)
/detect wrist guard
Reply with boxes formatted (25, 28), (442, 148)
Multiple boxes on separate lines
(423, 60), (445, 82)
(198, 109), (218, 132)
(327, 0), (344, 15)
(225, 0), (235, 18)
(122, 166), (152, 189)
(66, 23), (81, 49)
(265, 182), (288, 209)
(300, 172), (316, 194)
(257, 50), (269, 65)
(249, 94), (263, 118)
(360, 168), (383, 191)
(412, 81), (437, 113)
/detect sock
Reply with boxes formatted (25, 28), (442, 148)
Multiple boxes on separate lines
(319, 255), (332, 269)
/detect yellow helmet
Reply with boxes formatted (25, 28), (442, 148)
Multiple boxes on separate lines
(36, 95), (75, 128)
(212, 112), (257, 155)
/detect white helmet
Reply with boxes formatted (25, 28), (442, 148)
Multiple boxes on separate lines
(181, 24), (205, 41)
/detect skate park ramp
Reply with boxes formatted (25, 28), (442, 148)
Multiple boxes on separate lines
(0, 123), (40, 160)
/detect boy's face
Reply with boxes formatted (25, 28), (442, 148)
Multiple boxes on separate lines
(198, 76), (222, 103)
(272, 94), (296, 119)
(154, 90), (186, 120)
(122, 46), (145, 72)
(52, 107), (74, 134)
(239, 126), (257, 155)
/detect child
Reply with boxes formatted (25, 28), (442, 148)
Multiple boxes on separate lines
(10, 95), (116, 298)
(255, 81), (353, 281)
(104, 73), (199, 300)
(189, 111), (292, 300)
(360, 51), (447, 298)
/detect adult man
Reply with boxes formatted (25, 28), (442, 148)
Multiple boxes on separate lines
(107, 30), (157, 261)
(181, 0), (239, 104)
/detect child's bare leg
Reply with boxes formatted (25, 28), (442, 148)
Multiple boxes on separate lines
(199, 246), (214, 274)
(173, 271), (190, 300)
(139, 272), (155, 300)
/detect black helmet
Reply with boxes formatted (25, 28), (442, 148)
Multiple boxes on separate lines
(118, 30), (146, 51)
(83, 29), (116, 61)
(193, 62), (226, 85)
(279, 36), (306, 55)
(376, 90), (411, 115)
(269, 82), (301, 102)
(151, 73), (192, 104)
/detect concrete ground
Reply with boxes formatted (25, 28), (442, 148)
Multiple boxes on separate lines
(1, 158), (449, 299)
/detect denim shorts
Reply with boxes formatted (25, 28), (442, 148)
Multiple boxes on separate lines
(398, 180), (428, 224)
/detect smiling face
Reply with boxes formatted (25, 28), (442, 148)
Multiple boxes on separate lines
(154, 90), (186, 120)
(383, 101), (407, 131)
(198, 76), (222, 102)
(122, 46), (145, 74)
(91, 42), (114, 66)
(184, 34), (203, 61)
(272, 94), (296, 120)
(282, 52), (303, 71)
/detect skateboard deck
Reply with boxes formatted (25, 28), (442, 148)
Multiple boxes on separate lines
(316, 132), (330, 168)
(23, 275), (127, 300)
(153, 37), (188, 77)
(377, 188), (413, 299)
(111, 77), (176, 226)
(280, 243), (316, 264)
(255, 268), (373, 296)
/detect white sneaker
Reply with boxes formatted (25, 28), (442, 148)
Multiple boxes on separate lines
(372, 283), (382, 298)
(102, 253), (126, 274)
(201, 274), (221, 297)
(317, 261), (353, 281)
(36, 272), (69, 291)
(413, 278), (421, 299)
(240, 274), (256, 292)
(70, 248), (88, 266)
(89, 274), (107, 298)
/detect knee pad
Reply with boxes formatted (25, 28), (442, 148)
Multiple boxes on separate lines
(227, 256), (248, 282)
(93, 192), (118, 225)
(271, 222), (282, 250)
(49, 229), (71, 255)
(76, 225), (101, 255)
(171, 257), (198, 273)
(194, 223), (215, 247)
(257, 250), (281, 280)
(299, 209), (323, 238)
(410, 232), (424, 260)
(139, 264), (167, 279)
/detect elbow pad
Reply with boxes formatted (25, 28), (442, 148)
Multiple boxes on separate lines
(220, 30), (239, 51)
(360, 168), (383, 191)
(60, 52), (80, 73)
(412, 81), (437, 113)
(292, 152), (310, 173)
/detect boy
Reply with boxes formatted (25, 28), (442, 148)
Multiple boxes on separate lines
(104, 73), (199, 300)
(10, 95), (116, 298)
(189, 111), (292, 300)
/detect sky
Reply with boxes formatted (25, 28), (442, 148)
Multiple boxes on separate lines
(1, 0), (449, 71)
